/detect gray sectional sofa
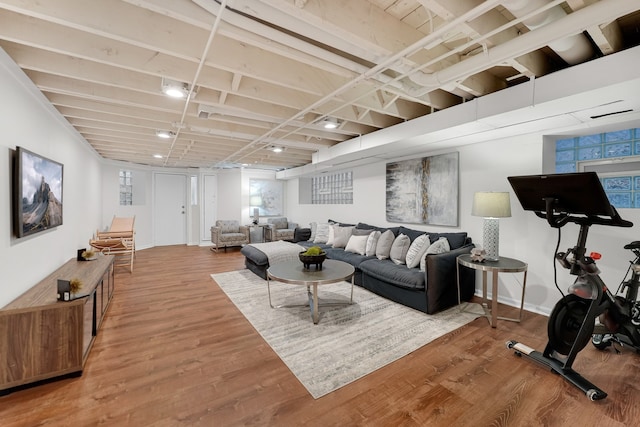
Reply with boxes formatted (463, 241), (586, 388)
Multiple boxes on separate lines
(241, 221), (476, 314)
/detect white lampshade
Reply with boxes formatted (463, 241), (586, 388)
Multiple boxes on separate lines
(472, 192), (511, 261)
(472, 192), (511, 218)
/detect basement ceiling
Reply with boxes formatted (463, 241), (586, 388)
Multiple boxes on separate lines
(0, 0), (639, 170)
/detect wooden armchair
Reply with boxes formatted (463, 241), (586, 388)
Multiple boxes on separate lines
(89, 216), (136, 272)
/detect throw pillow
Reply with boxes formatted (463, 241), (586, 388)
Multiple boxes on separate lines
(375, 229), (395, 260)
(405, 234), (430, 268)
(420, 237), (451, 271)
(390, 234), (411, 265)
(345, 235), (368, 255)
(332, 226), (354, 248)
(313, 223), (331, 244)
(365, 230), (381, 256)
(326, 224), (338, 246)
(308, 221), (317, 241)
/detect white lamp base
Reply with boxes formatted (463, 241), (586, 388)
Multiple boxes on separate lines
(483, 217), (500, 261)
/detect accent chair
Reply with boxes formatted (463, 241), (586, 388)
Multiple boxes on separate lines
(210, 220), (250, 252)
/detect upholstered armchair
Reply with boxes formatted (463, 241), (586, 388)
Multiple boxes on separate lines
(264, 217), (298, 242)
(210, 220), (250, 252)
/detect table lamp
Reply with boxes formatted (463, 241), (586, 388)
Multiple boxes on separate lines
(472, 191), (511, 261)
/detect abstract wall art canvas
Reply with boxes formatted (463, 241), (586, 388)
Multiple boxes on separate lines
(386, 152), (459, 226)
(249, 179), (283, 216)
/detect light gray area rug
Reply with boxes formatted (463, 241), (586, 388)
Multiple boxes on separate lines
(211, 269), (483, 399)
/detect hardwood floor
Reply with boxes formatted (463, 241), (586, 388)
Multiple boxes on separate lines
(2, 245), (639, 426)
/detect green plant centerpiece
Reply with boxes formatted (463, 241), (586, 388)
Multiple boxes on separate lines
(299, 246), (327, 270)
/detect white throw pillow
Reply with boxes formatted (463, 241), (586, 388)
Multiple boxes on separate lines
(308, 221), (317, 241)
(326, 224), (338, 246)
(345, 235), (368, 255)
(405, 234), (430, 268)
(375, 230), (395, 260)
(420, 237), (451, 271)
(365, 230), (381, 256)
(313, 223), (331, 244)
(332, 226), (354, 248)
(390, 234), (411, 265)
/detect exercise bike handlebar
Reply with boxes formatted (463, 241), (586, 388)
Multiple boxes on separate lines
(534, 197), (633, 229)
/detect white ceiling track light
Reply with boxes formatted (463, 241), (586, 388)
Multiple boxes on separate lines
(156, 130), (175, 139)
(161, 77), (190, 98)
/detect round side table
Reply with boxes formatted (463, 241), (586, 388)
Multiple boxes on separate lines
(457, 254), (528, 328)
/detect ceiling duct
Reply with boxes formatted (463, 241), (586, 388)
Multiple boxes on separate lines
(501, 0), (594, 64)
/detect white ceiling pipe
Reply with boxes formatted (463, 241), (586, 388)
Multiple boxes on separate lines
(198, 0), (504, 167)
(501, 0), (594, 64)
(409, 0), (637, 97)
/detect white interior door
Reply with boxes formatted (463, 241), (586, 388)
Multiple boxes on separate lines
(154, 173), (187, 246)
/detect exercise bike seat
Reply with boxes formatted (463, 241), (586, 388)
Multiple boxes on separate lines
(623, 241), (640, 250)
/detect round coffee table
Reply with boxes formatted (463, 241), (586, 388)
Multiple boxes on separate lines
(266, 259), (355, 324)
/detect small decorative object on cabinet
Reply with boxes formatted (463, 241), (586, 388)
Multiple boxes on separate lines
(0, 255), (115, 394)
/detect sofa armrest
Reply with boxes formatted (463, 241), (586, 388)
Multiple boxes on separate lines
(239, 225), (250, 238)
(424, 243), (475, 313)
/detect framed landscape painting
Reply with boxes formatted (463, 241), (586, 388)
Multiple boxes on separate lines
(386, 152), (458, 226)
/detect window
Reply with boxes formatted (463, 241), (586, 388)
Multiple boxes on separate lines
(119, 170), (133, 205)
(311, 171), (353, 204)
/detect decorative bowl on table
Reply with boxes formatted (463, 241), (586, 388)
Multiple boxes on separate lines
(299, 251), (326, 270)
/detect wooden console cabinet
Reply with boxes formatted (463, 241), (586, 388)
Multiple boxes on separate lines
(0, 255), (114, 393)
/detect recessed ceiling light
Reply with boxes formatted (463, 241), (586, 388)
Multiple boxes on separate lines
(271, 146), (283, 153)
(156, 130), (174, 139)
(321, 117), (339, 129)
(153, 154), (163, 159)
(161, 77), (189, 98)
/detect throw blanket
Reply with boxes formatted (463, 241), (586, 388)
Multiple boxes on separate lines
(249, 241), (305, 265)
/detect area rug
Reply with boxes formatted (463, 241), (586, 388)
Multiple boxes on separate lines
(211, 269), (483, 399)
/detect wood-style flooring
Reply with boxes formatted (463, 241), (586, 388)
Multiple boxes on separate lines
(1, 245), (639, 426)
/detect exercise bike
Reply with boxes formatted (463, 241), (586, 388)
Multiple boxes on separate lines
(505, 172), (637, 401)
(591, 240), (640, 352)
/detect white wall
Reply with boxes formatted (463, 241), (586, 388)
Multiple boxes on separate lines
(0, 49), (103, 307)
(100, 162), (154, 249)
(286, 132), (640, 315)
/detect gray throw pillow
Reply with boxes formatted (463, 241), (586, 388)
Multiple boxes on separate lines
(390, 233), (411, 265)
(420, 237), (451, 271)
(375, 230), (395, 260)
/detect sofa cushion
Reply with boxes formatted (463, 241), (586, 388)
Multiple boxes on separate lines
(405, 234), (430, 268)
(360, 259), (425, 290)
(345, 235), (368, 255)
(365, 230), (381, 256)
(390, 234), (411, 265)
(420, 237), (451, 271)
(313, 223), (331, 243)
(332, 225), (354, 248)
(324, 247), (374, 268)
(352, 228), (373, 236)
(428, 232), (467, 249)
(398, 226), (425, 243)
(375, 229), (395, 260)
(308, 222), (317, 241)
